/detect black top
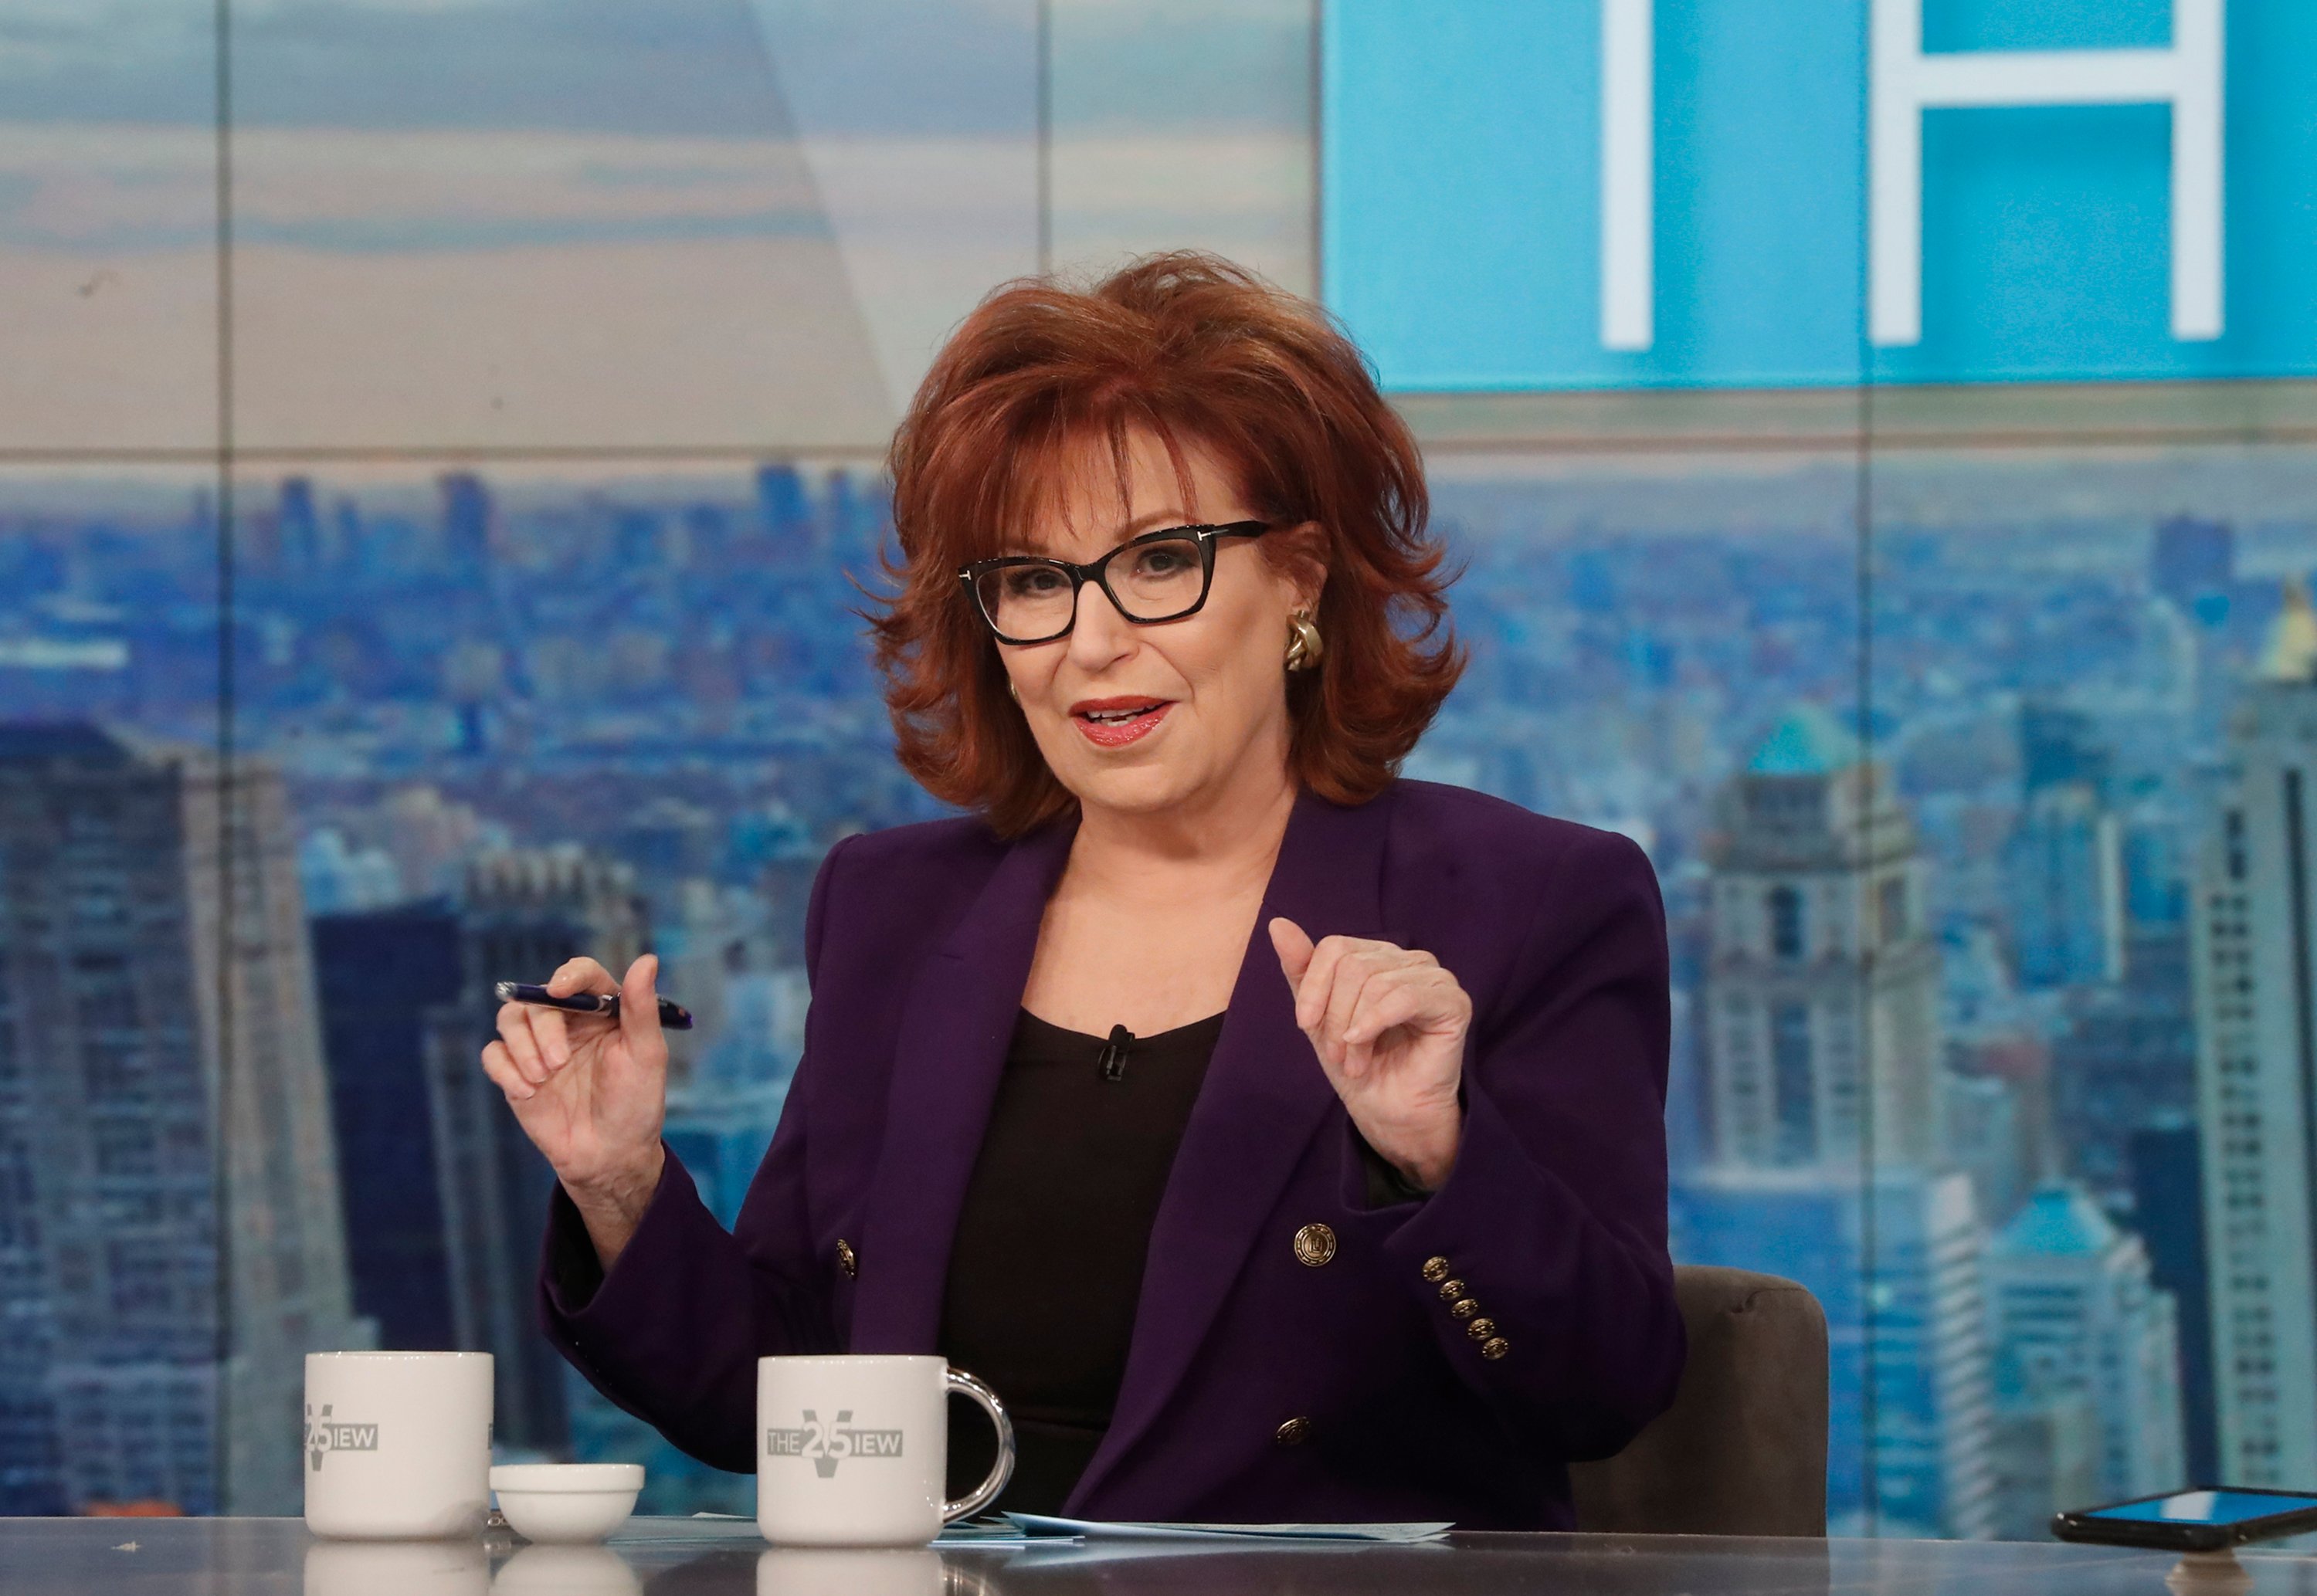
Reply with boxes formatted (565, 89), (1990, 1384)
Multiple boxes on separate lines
(938, 1005), (1226, 1514)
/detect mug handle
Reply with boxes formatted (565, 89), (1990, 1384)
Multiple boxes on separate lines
(941, 1367), (1016, 1524)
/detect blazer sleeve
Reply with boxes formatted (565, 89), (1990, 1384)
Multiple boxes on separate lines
(534, 835), (853, 1471)
(1366, 825), (1684, 1462)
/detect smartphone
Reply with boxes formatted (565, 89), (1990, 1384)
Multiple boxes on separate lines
(2053, 1488), (2317, 1551)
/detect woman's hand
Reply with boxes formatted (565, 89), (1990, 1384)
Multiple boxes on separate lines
(1268, 919), (1470, 1191)
(480, 954), (669, 1266)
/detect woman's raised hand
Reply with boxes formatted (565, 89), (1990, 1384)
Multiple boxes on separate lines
(480, 954), (668, 1265)
(1267, 918), (1470, 1191)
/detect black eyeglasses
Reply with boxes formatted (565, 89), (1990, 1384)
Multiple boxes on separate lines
(958, 520), (1273, 645)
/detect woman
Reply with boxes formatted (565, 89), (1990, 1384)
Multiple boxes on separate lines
(482, 253), (1684, 1529)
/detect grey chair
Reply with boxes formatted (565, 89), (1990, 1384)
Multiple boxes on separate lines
(1569, 1265), (1829, 1537)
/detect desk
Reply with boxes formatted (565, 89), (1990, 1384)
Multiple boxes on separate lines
(0, 1518), (2295, 1594)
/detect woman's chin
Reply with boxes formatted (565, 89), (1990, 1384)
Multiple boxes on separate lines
(1063, 761), (1204, 818)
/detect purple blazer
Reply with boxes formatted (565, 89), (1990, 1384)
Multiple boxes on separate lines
(540, 779), (1684, 1529)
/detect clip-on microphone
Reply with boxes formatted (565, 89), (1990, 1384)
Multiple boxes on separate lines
(1097, 1023), (1132, 1083)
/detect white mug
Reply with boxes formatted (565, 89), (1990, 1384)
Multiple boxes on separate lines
(756, 1355), (1014, 1547)
(304, 1351), (494, 1539)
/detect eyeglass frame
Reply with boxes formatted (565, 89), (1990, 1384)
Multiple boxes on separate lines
(956, 520), (1274, 646)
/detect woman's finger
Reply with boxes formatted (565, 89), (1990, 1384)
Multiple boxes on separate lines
(1309, 954), (1362, 1069)
(481, 1039), (535, 1103)
(1290, 940), (1385, 1051)
(1291, 935), (1352, 1032)
(1333, 961), (1417, 1079)
(548, 956), (617, 997)
(1319, 948), (1403, 1068)
(531, 1003), (572, 1069)
(499, 1003), (552, 1085)
(1345, 966), (1456, 1047)
(1342, 975), (1435, 1075)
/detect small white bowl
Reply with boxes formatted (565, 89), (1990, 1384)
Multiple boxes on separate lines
(488, 1464), (644, 1544)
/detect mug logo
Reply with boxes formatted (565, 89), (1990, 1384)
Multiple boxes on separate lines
(303, 1403), (381, 1472)
(765, 1408), (904, 1479)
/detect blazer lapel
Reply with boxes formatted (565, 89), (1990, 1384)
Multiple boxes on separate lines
(847, 815), (1077, 1353)
(1069, 787), (1391, 1506)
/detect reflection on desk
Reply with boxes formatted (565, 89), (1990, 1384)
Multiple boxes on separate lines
(0, 1518), (2307, 1594)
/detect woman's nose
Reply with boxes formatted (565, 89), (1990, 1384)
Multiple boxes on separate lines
(1066, 578), (1135, 666)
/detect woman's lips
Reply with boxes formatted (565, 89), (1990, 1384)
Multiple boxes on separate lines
(1072, 700), (1172, 747)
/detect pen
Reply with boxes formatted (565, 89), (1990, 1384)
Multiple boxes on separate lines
(494, 980), (696, 1031)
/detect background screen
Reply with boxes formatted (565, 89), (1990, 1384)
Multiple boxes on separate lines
(14, 0), (2317, 1540)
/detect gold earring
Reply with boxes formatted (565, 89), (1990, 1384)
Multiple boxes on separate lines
(1284, 608), (1324, 673)
(1006, 678), (1019, 702)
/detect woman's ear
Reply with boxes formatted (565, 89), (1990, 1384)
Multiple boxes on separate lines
(1283, 519), (1329, 609)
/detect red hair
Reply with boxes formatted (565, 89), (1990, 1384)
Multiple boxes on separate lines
(872, 251), (1464, 835)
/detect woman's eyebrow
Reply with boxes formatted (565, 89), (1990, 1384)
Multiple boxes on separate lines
(1012, 510), (1198, 558)
(1104, 510), (1199, 541)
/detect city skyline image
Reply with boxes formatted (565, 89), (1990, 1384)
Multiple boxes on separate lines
(2, 439), (2310, 1525)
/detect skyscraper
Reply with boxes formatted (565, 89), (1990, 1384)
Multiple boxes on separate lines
(2051, 927), (2195, 1201)
(754, 463), (814, 564)
(1673, 1166), (1998, 1538)
(1983, 1182), (2185, 1503)
(310, 902), (465, 1354)
(2019, 703), (2112, 800)
(0, 724), (366, 1515)
(2130, 1120), (2218, 1485)
(277, 476), (324, 572)
(2007, 784), (2124, 990)
(2195, 585), (2317, 1486)
(1683, 707), (1996, 1537)
(439, 472), (494, 571)
(2009, 704), (2123, 990)
(425, 845), (645, 1455)
(1703, 706), (1940, 1172)
(2150, 514), (2234, 612)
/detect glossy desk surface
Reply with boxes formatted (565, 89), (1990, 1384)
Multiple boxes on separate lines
(0, 1518), (2304, 1595)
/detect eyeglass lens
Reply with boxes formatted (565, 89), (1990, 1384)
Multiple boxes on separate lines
(975, 534), (1205, 640)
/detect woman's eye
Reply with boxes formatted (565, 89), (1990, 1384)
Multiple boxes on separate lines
(1135, 547), (1192, 575)
(1006, 568), (1066, 596)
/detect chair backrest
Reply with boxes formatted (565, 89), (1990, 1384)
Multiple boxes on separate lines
(1569, 1265), (1829, 1537)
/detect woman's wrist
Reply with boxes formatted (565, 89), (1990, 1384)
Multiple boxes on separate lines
(561, 1143), (667, 1269)
(1365, 1110), (1462, 1193)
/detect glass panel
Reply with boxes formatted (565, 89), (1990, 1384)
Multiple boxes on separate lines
(1421, 449), (1874, 1527)
(233, 456), (923, 1513)
(227, 1), (895, 452)
(0, 3), (218, 450)
(1854, 0), (2312, 1533)
(1048, 0), (1315, 293)
(748, 0), (1040, 412)
(1861, 442), (2304, 1537)
(0, 466), (228, 1515)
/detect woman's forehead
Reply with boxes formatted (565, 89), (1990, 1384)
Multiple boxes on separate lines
(1014, 426), (1233, 547)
